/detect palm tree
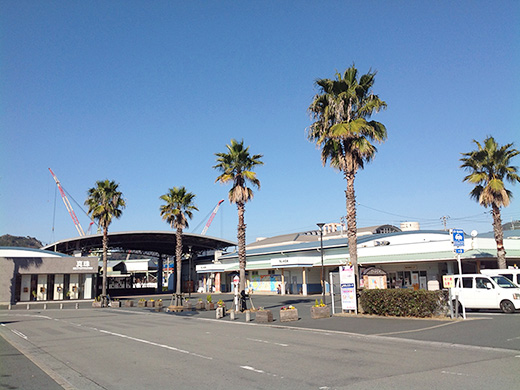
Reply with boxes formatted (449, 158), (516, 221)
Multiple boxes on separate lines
(214, 139), (263, 293)
(460, 137), (520, 269)
(308, 65), (387, 283)
(160, 187), (198, 303)
(85, 180), (126, 306)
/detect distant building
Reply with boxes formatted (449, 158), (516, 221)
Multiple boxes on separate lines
(196, 226), (520, 295)
(0, 247), (97, 304)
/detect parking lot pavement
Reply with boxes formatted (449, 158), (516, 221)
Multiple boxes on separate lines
(3, 292), (520, 351)
(0, 333), (64, 390)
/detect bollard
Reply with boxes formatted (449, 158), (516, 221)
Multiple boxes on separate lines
(8, 304), (11, 310)
(230, 310), (235, 321)
(245, 310), (251, 322)
(75, 303), (79, 309)
(27, 304), (30, 310)
(60, 303), (63, 310)
(44, 303), (47, 310)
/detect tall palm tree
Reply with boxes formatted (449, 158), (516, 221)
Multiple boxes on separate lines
(85, 180), (126, 306)
(308, 65), (387, 282)
(460, 137), (520, 269)
(214, 139), (263, 293)
(160, 187), (198, 302)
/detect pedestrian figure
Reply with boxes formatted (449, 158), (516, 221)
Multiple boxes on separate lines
(240, 290), (248, 312)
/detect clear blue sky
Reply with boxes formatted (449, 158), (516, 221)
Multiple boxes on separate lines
(1, 1), (519, 246)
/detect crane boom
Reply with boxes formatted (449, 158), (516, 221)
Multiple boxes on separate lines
(201, 199), (224, 235)
(49, 168), (85, 236)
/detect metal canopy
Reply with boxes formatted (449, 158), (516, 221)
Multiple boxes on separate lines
(42, 231), (237, 256)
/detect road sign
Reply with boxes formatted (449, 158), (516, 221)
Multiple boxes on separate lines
(443, 275), (455, 288)
(451, 229), (465, 247)
(455, 248), (464, 254)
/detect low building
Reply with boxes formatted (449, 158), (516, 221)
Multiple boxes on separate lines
(199, 227), (520, 295)
(0, 247), (98, 304)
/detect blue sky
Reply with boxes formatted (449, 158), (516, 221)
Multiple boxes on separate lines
(1, 1), (519, 246)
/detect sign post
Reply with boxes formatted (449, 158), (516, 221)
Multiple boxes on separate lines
(450, 229), (466, 319)
(339, 265), (357, 314)
(233, 275), (239, 312)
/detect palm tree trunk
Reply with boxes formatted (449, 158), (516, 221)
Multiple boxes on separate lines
(344, 170), (359, 283)
(102, 226), (108, 307)
(492, 204), (507, 269)
(237, 201), (246, 292)
(175, 227), (183, 302)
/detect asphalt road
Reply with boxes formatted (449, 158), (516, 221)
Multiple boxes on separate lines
(1, 293), (519, 389)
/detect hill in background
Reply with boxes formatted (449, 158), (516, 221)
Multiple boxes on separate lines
(0, 234), (43, 248)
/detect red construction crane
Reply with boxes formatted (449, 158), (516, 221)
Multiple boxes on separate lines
(201, 199), (224, 235)
(48, 168), (85, 236)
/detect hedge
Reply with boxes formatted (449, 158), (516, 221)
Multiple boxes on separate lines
(359, 289), (448, 318)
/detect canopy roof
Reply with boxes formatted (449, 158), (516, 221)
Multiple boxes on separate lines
(42, 231), (236, 256)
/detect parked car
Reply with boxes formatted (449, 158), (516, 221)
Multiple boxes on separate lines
(480, 268), (520, 285)
(451, 274), (520, 313)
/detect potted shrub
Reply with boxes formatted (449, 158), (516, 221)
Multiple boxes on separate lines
(255, 308), (273, 323)
(310, 299), (331, 319)
(183, 298), (192, 311)
(205, 294), (214, 310)
(195, 298), (205, 310)
(146, 299), (155, 308)
(155, 299), (163, 312)
(124, 300), (134, 307)
(138, 298), (146, 308)
(280, 305), (298, 322)
(110, 299), (121, 308)
(92, 296), (102, 308)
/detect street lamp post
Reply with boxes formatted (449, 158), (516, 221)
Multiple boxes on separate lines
(188, 246), (193, 299)
(317, 223), (326, 305)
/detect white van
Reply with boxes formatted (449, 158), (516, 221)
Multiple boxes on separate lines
(451, 274), (520, 313)
(480, 269), (520, 285)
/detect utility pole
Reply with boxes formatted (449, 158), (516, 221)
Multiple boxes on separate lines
(440, 215), (450, 231)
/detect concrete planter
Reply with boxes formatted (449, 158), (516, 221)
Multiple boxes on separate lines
(110, 301), (121, 307)
(155, 302), (163, 312)
(205, 302), (215, 311)
(146, 300), (155, 308)
(195, 301), (205, 310)
(138, 301), (146, 308)
(255, 310), (273, 323)
(92, 301), (102, 308)
(183, 301), (193, 311)
(280, 308), (298, 322)
(124, 300), (134, 307)
(310, 305), (331, 319)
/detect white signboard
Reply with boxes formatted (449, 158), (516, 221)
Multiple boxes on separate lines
(339, 265), (357, 312)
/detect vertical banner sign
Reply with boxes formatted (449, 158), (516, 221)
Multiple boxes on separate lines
(340, 265), (357, 311)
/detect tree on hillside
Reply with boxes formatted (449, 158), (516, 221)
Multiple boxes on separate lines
(0, 235), (42, 248)
(85, 180), (126, 306)
(308, 65), (387, 283)
(160, 186), (198, 304)
(460, 136), (520, 269)
(214, 139), (263, 293)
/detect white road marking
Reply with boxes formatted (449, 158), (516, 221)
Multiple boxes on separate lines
(2, 323), (28, 339)
(11, 329), (28, 339)
(241, 365), (265, 374)
(98, 329), (213, 360)
(240, 365), (282, 378)
(247, 337), (288, 347)
(441, 370), (470, 377)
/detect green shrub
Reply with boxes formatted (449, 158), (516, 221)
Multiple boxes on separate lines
(359, 289), (447, 317)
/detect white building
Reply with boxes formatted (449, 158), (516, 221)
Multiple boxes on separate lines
(196, 226), (520, 294)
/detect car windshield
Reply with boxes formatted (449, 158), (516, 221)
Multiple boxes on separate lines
(491, 276), (518, 288)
